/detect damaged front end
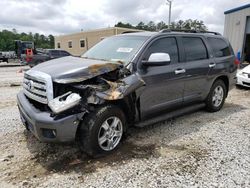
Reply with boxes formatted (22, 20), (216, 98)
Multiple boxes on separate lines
(49, 62), (145, 118)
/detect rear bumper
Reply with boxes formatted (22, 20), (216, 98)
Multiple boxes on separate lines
(17, 91), (85, 142)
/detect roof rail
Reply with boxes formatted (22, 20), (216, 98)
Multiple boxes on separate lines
(121, 31), (140, 34)
(159, 29), (221, 35)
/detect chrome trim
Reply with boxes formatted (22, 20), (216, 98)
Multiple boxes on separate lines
(23, 88), (47, 104)
(23, 70), (53, 104)
(23, 83), (47, 96)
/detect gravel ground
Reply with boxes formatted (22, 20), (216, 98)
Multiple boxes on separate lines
(0, 65), (250, 188)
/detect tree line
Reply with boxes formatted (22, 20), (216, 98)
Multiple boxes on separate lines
(0, 19), (207, 51)
(0, 29), (54, 51)
(115, 19), (207, 31)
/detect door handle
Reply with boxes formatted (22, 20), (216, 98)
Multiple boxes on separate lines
(209, 62), (216, 68)
(175, 69), (186, 75)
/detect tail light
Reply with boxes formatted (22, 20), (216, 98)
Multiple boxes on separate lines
(234, 58), (240, 65)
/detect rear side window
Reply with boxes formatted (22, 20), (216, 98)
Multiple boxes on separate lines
(50, 50), (60, 56)
(144, 37), (179, 63)
(60, 51), (70, 56)
(207, 38), (231, 57)
(183, 37), (208, 61)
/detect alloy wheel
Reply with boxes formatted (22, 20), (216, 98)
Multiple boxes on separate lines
(98, 116), (123, 151)
(212, 85), (224, 107)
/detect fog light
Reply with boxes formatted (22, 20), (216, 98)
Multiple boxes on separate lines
(73, 120), (79, 125)
(42, 128), (56, 138)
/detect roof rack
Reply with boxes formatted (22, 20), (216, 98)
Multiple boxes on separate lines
(121, 31), (140, 34)
(159, 29), (221, 35)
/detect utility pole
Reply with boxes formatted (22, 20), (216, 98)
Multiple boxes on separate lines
(166, 0), (172, 29)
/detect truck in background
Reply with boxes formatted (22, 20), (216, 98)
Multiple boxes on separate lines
(15, 40), (71, 67)
(15, 40), (35, 65)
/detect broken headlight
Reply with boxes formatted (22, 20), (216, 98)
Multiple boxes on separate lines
(48, 92), (81, 114)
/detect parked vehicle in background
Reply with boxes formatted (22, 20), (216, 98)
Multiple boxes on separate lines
(15, 40), (35, 64)
(236, 65), (250, 88)
(17, 30), (237, 157)
(26, 49), (71, 67)
(0, 51), (16, 63)
(0, 52), (8, 63)
(14, 40), (71, 67)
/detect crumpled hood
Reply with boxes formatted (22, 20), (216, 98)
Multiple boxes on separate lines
(32, 56), (122, 84)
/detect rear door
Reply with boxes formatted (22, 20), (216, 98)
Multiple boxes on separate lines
(138, 36), (186, 120)
(181, 36), (212, 103)
(207, 37), (236, 73)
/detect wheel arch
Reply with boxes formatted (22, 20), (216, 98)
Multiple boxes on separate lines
(107, 93), (137, 126)
(214, 75), (229, 96)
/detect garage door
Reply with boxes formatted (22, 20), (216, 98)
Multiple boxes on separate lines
(246, 17), (250, 34)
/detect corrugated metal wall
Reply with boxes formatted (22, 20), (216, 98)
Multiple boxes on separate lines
(224, 8), (250, 54)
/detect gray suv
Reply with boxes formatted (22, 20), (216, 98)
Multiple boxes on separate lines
(17, 30), (237, 157)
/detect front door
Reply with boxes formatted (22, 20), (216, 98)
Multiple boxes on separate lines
(138, 37), (186, 120)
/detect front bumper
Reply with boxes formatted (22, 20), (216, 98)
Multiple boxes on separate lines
(236, 74), (250, 88)
(17, 91), (85, 142)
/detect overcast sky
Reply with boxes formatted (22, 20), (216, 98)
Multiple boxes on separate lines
(0, 0), (249, 36)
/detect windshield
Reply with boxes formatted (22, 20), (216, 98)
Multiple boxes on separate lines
(22, 42), (34, 50)
(82, 35), (148, 64)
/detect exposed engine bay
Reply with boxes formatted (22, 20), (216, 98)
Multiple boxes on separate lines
(47, 61), (145, 118)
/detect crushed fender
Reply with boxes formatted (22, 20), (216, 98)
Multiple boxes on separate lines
(95, 73), (145, 100)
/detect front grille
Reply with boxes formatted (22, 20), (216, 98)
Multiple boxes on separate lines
(23, 70), (53, 104)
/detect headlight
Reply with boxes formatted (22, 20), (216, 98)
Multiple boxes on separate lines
(48, 92), (81, 114)
(238, 72), (249, 78)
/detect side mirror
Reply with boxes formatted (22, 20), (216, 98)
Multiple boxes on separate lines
(142, 53), (171, 66)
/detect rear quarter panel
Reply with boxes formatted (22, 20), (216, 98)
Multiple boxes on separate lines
(204, 36), (237, 98)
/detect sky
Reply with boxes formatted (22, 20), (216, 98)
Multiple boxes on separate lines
(0, 0), (249, 36)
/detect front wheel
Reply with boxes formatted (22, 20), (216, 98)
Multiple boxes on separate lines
(77, 105), (126, 157)
(205, 80), (227, 112)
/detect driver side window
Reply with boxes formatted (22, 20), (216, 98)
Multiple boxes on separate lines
(144, 37), (179, 63)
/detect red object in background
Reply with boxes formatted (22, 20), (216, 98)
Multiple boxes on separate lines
(234, 58), (240, 65)
(26, 49), (33, 63)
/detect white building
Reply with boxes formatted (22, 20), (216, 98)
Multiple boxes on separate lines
(224, 4), (250, 62)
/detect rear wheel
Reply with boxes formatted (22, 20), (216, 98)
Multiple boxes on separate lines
(77, 105), (126, 157)
(205, 80), (227, 112)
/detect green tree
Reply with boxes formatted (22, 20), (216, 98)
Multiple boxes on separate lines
(147, 21), (156, 31)
(0, 29), (55, 51)
(48, 35), (55, 48)
(114, 19), (208, 32)
(136, 22), (146, 30)
(176, 20), (185, 30)
(115, 22), (134, 29)
(156, 21), (168, 31)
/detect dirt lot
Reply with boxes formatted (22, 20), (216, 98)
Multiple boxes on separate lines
(0, 64), (250, 188)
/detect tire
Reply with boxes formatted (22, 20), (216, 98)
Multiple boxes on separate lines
(77, 105), (126, 157)
(205, 79), (227, 112)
